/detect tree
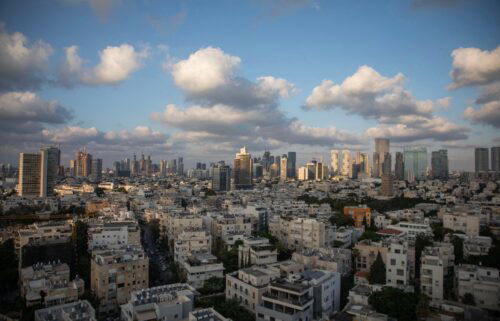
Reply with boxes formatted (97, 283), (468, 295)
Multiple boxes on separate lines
(368, 252), (386, 284)
(198, 277), (225, 295)
(0, 239), (19, 302)
(368, 287), (417, 321)
(461, 293), (476, 306)
(416, 293), (430, 320)
(95, 187), (104, 197)
(359, 230), (381, 242)
(452, 236), (464, 264)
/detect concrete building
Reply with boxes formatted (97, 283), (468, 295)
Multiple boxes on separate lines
(492, 146), (500, 172)
(256, 277), (314, 321)
(463, 236), (492, 257)
(91, 246), (149, 316)
(189, 308), (231, 321)
(212, 161), (231, 191)
(234, 147), (253, 189)
(301, 270), (341, 316)
(18, 147), (60, 197)
(90, 158), (102, 183)
(21, 262), (84, 307)
(120, 283), (196, 321)
(225, 267), (280, 313)
(341, 150), (351, 177)
(280, 155), (288, 181)
(269, 216), (334, 250)
(210, 214), (252, 240)
(475, 147), (489, 172)
(75, 149), (92, 177)
(395, 152), (404, 180)
(238, 237), (278, 268)
(330, 150), (340, 177)
(34, 300), (96, 321)
(164, 213), (204, 241)
(344, 205), (371, 227)
(443, 212), (480, 237)
(174, 229), (212, 264)
(87, 220), (141, 250)
(182, 253), (224, 289)
(353, 240), (388, 273)
(379, 174), (394, 197)
(374, 138), (390, 178)
(386, 221), (433, 239)
(16, 221), (73, 251)
(420, 243), (455, 301)
(431, 150), (449, 179)
(455, 264), (500, 311)
(386, 240), (415, 287)
(292, 247), (352, 276)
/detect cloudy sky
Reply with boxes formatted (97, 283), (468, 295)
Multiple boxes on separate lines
(0, 0), (499, 170)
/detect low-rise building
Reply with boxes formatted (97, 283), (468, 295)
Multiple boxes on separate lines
(238, 237), (278, 268)
(121, 283), (197, 321)
(353, 240), (388, 273)
(91, 246), (149, 316)
(34, 300), (96, 321)
(292, 247), (352, 276)
(182, 253), (224, 289)
(386, 221), (433, 239)
(301, 270), (341, 316)
(386, 240), (415, 287)
(16, 221), (72, 251)
(87, 220), (141, 250)
(420, 243), (455, 301)
(344, 205), (371, 228)
(455, 264), (500, 311)
(189, 308), (231, 321)
(463, 235), (492, 257)
(443, 212), (480, 237)
(174, 229), (212, 264)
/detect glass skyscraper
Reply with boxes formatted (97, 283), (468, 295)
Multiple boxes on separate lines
(404, 146), (427, 181)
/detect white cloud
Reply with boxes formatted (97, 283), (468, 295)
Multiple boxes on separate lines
(449, 46), (500, 89)
(42, 126), (99, 143)
(305, 65), (435, 120)
(0, 25), (53, 91)
(256, 76), (298, 98)
(170, 47), (241, 94)
(436, 96), (452, 108)
(58, 44), (148, 87)
(464, 100), (500, 129)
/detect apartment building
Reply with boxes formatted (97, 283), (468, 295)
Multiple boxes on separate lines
(386, 240), (415, 287)
(21, 262), (84, 307)
(238, 237), (278, 268)
(121, 283), (197, 321)
(182, 253), (224, 289)
(462, 235), (492, 257)
(301, 270), (341, 317)
(34, 300), (96, 321)
(87, 220), (141, 250)
(226, 267), (280, 313)
(353, 240), (389, 273)
(256, 277), (314, 321)
(174, 229), (212, 264)
(164, 212), (204, 241)
(443, 213), (480, 237)
(91, 246), (149, 316)
(210, 214), (253, 240)
(16, 221), (72, 251)
(344, 205), (371, 227)
(189, 308), (231, 321)
(420, 243), (455, 301)
(269, 216), (334, 250)
(386, 221), (433, 239)
(292, 247), (352, 276)
(455, 264), (500, 311)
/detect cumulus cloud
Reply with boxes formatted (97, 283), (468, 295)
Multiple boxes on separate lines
(304, 65), (438, 120)
(58, 44), (148, 87)
(449, 46), (500, 89)
(0, 91), (73, 134)
(256, 76), (298, 98)
(0, 25), (53, 91)
(464, 100), (500, 129)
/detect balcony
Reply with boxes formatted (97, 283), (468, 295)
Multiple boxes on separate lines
(262, 292), (312, 307)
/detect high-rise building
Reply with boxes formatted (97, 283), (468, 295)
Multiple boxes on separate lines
(306, 162), (316, 180)
(75, 149), (92, 177)
(40, 147), (60, 197)
(234, 147), (252, 189)
(475, 148), (489, 172)
(18, 153), (41, 197)
(382, 152), (392, 175)
(491, 147), (500, 172)
(404, 146), (428, 181)
(287, 151), (296, 178)
(280, 155), (288, 180)
(160, 160), (167, 177)
(375, 138), (390, 177)
(315, 161), (324, 180)
(341, 150), (351, 177)
(90, 159), (103, 183)
(395, 152), (404, 180)
(380, 174), (394, 197)
(177, 157), (184, 176)
(69, 160), (77, 177)
(212, 162), (231, 191)
(431, 150), (449, 179)
(372, 152), (380, 178)
(330, 150), (339, 176)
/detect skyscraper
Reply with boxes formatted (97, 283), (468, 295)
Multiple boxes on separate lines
(75, 149), (92, 177)
(395, 152), (404, 180)
(90, 158), (103, 183)
(375, 138), (390, 177)
(380, 174), (394, 197)
(341, 150), (351, 177)
(40, 147), (60, 197)
(404, 146), (428, 181)
(382, 152), (392, 175)
(280, 155), (288, 180)
(212, 161), (231, 191)
(177, 157), (184, 176)
(287, 151), (296, 178)
(491, 147), (500, 172)
(18, 153), (41, 196)
(330, 150), (339, 176)
(475, 148), (489, 172)
(160, 160), (167, 177)
(315, 161), (324, 180)
(372, 152), (380, 178)
(234, 147), (252, 189)
(431, 150), (448, 179)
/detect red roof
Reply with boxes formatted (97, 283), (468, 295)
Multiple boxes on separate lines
(355, 271), (369, 278)
(377, 228), (403, 235)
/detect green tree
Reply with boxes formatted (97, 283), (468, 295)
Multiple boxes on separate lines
(368, 287), (417, 321)
(359, 230), (381, 242)
(368, 252), (386, 284)
(461, 293), (476, 306)
(452, 236), (464, 264)
(198, 277), (225, 295)
(0, 239), (19, 302)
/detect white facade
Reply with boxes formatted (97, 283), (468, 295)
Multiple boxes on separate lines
(238, 237), (278, 268)
(455, 264), (500, 311)
(420, 243), (455, 301)
(174, 229), (212, 264)
(443, 213), (480, 237)
(386, 241), (414, 287)
(182, 253), (224, 289)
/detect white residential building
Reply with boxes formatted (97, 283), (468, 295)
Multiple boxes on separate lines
(34, 300), (96, 321)
(87, 220), (141, 250)
(182, 253), (224, 289)
(420, 243), (455, 301)
(174, 229), (212, 264)
(455, 264), (500, 311)
(238, 237), (278, 268)
(443, 213), (480, 237)
(386, 221), (433, 239)
(301, 270), (341, 316)
(386, 240), (415, 287)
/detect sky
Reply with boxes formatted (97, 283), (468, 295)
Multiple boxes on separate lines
(0, 0), (499, 170)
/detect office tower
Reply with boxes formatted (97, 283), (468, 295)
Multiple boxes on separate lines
(491, 147), (500, 172)
(374, 138), (390, 178)
(18, 153), (41, 196)
(145, 155), (152, 176)
(90, 158), (102, 183)
(395, 152), (404, 180)
(380, 174), (394, 197)
(361, 152), (370, 176)
(431, 150), (449, 179)
(234, 147), (252, 189)
(372, 152), (380, 178)
(269, 163), (279, 178)
(280, 155), (288, 180)
(298, 167), (307, 180)
(253, 163), (263, 178)
(40, 147), (60, 197)
(212, 161), (231, 191)
(306, 161), (316, 180)
(75, 149), (92, 177)
(330, 150), (339, 176)
(287, 151), (296, 178)
(315, 161), (323, 180)
(275, 156), (281, 173)
(177, 157), (184, 176)
(382, 152), (391, 175)
(69, 160), (76, 177)
(474, 148), (489, 172)
(160, 160), (167, 177)
(404, 146), (428, 181)
(341, 150), (351, 177)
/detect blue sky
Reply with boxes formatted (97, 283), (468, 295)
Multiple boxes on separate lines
(0, 0), (499, 170)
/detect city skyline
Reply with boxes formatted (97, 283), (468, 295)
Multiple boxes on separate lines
(1, 0), (499, 171)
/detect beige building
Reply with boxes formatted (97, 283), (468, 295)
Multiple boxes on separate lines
(34, 300), (96, 321)
(455, 264), (500, 311)
(87, 220), (141, 250)
(16, 221), (73, 251)
(164, 212), (204, 242)
(234, 146), (253, 189)
(91, 246), (149, 316)
(443, 212), (480, 237)
(226, 267), (280, 313)
(182, 253), (224, 289)
(353, 240), (389, 273)
(210, 214), (252, 241)
(268, 216), (333, 250)
(238, 237), (278, 268)
(21, 262), (84, 307)
(174, 228), (212, 264)
(292, 247), (352, 276)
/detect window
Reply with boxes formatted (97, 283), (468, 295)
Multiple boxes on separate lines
(391, 259), (396, 265)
